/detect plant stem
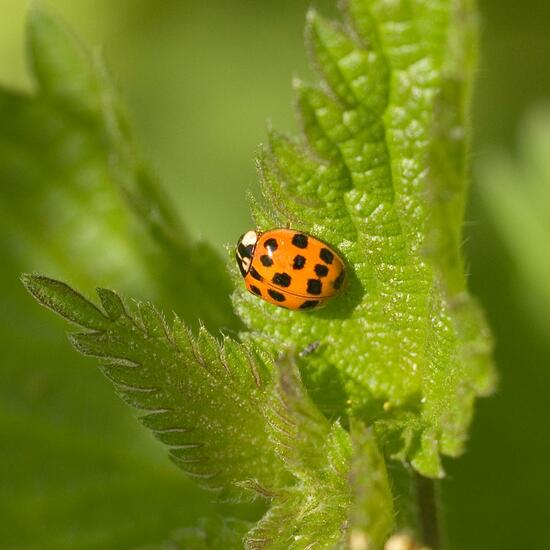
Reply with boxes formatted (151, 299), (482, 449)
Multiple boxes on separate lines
(415, 474), (444, 550)
(387, 463), (446, 549)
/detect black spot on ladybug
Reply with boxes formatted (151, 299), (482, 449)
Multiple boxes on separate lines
(250, 285), (262, 296)
(314, 264), (329, 277)
(293, 255), (306, 270)
(333, 270), (345, 290)
(260, 255), (273, 267)
(307, 279), (322, 295)
(250, 267), (263, 281)
(320, 247), (334, 264)
(292, 233), (309, 249)
(268, 289), (286, 302)
(272, 272), (291, 287)
(264, 238), (278, 252)
(300, 300), (319, 309)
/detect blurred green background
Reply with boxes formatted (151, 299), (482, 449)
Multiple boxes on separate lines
(1, 0), (549, 548)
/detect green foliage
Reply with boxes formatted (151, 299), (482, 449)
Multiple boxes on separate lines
(346, 423), (394, 548)
(1, 268), (214, 547)
(0, 5), (239, 333)
(15, 0), (496, 548)
(236, 0), (496, 477)
(479, 107), (550, 331)
(0, 5), (240, 547)
(23, 274), (373, 548)
(148, 517), (253, 550)
(246, 356), (353, 548)
(21, 275), (288, 499)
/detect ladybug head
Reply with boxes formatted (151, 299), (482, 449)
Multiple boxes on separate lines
(235, 230), (258, 277)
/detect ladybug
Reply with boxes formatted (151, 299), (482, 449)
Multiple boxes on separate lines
(235, 228), (346, 310)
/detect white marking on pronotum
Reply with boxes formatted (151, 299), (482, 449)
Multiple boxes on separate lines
(241, 230), (258, 248)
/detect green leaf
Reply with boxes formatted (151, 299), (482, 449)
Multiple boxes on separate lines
(234, 0), (496, 476)
(245, 365), (397, 550)
(24, 275), (397, 548)
(1, 5), (240, 333)
(22, 274), (291, 501)
(478, 107), (550, 332)
(346, 423), (394, 550)
(22, 274), (111, 330)
(12, 0), (500, 546)
(144, 517), (252, 550)
(244, 356), (353, 549)
(26, 4), (101, 113)
(2, 259), (214, 547)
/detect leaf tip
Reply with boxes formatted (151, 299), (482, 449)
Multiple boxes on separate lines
(26, 1), (63, 50)
(291, 76), (305, 92)
(305, 7), (337, 46)
(26, 0), (47, 25)
(21, 274), (111, 330)
(305, 7), (319, 25)
(20, 271), (34, 289)
(20, 272), (54, 302)
(96, 287), (125, 321)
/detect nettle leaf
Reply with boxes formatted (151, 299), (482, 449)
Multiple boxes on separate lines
(245, 356), (352, 549)
(145, 517), (252, 550)
(23, 275), (399, 548)
(479, 107), (550, 331)
(246, 378), (396, 550)
(346, 423), (394, 549)
(0, 5), (239, 332)
(234, 0), (496, 476)
(21, 274), (290, 501)
(17, 0), (497, 546)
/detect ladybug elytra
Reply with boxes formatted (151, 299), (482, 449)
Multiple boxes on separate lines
(236, 228), (345, 310)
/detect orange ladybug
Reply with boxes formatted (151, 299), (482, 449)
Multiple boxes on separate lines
(235, 229), (346, 310)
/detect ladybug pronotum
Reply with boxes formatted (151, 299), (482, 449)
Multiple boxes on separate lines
(235, 228), (346, 310)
